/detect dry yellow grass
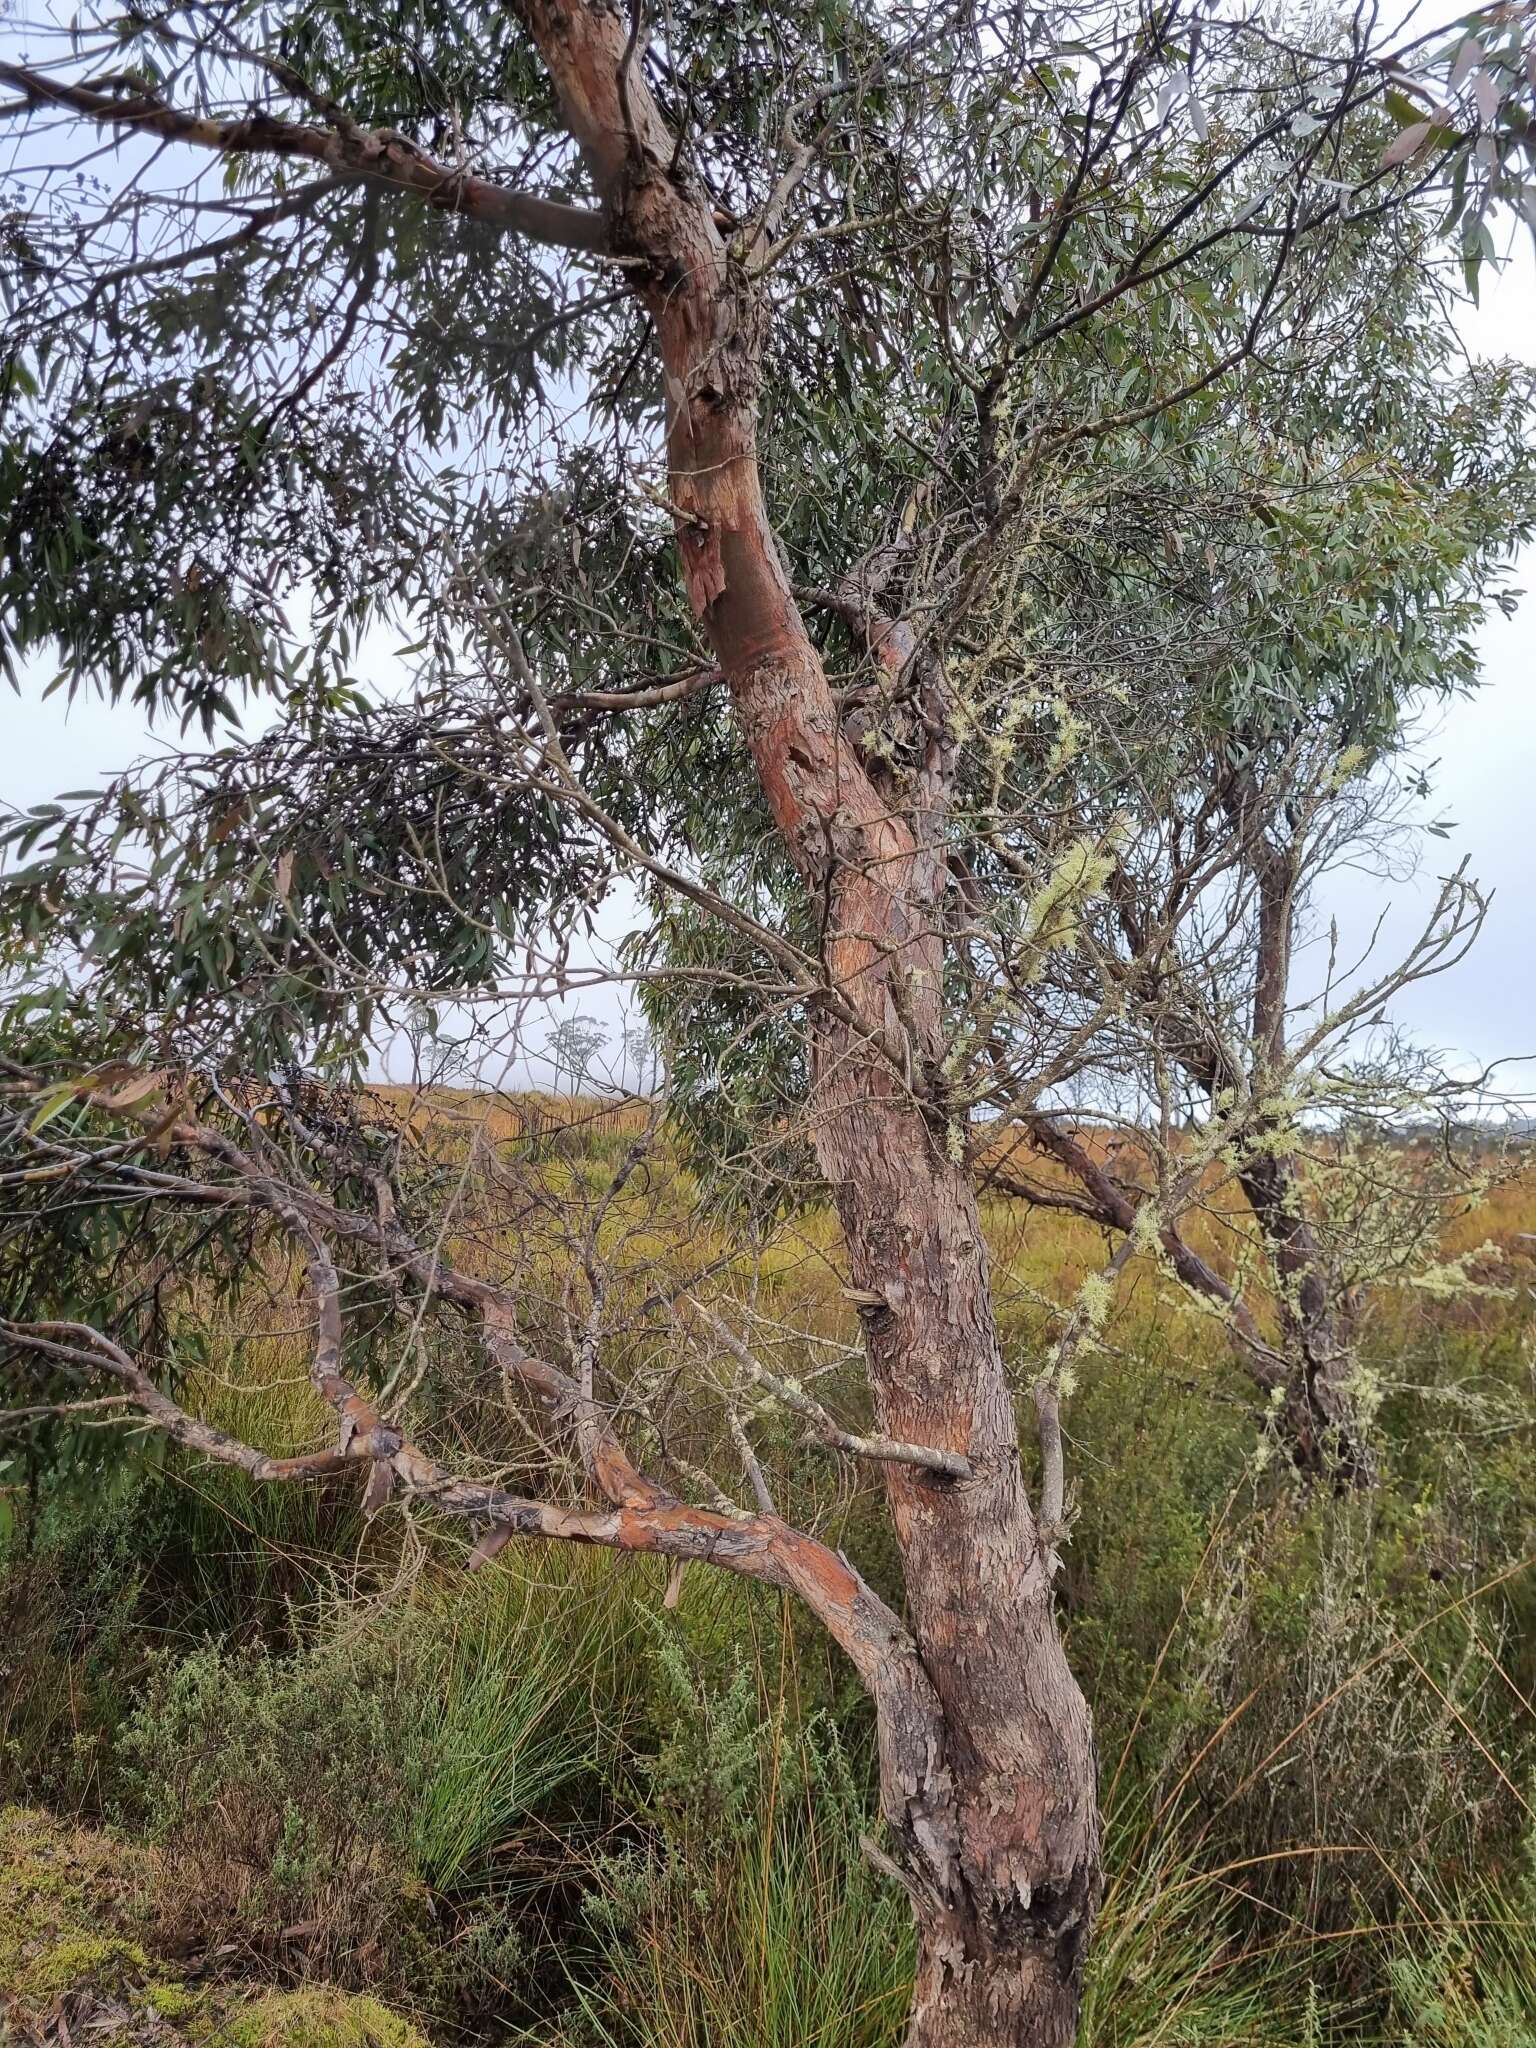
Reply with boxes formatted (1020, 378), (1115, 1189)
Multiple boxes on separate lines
(176, 1091), (1536, 1480)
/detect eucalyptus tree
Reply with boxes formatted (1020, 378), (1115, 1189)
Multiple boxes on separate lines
(640, 208), (1535, 1486)
(2, 3), (1533, 2044)
(967, 278), (1536, 1485)
(545, 1013), (610, 1093)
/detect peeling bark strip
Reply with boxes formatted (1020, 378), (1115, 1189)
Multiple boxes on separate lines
(512, 7), (1101, 2041)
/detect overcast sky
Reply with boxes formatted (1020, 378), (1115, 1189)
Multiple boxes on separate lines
(1312, 246), (1535, 1092)
(5, 244), (1533, 1092)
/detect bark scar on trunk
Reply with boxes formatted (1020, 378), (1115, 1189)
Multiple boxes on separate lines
(679, 520), (726, 612)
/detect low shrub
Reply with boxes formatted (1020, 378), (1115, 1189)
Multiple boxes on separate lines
(101, 1543), (649, 2021)
(115, 1631), (432, 1991)
(0, 1804), (438, 2048)
(546, 1642), (911, 2048)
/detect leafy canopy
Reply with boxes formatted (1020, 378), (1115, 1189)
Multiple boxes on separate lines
(0, 0), (1532, 1080)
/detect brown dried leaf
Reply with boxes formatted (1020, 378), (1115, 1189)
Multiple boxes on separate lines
(1380, 119), (1432, 166)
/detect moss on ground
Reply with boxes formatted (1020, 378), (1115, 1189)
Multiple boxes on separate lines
(13, 1931), (158, 2001)
(0, 1807), (432, 2048)
(212, 1990), (431, 2048)
(1, 1804), (163, 2004)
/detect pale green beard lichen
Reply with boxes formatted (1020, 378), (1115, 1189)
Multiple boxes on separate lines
(1017, 832), (1119, 982)
(1076, 1270), (1114, 1332)
(1128, 1200), (1164, 1254)
(1409, 1242), (1510, 1301)
(1044, 694), (1084, 776)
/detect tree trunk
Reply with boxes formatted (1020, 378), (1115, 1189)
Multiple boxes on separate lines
(1238, 1152), (1374, 1486)
(907, 1933), (1086, 2048)
(517, 11), (1102, 2038)
(1002, 1112), (1373, 1489)
(1234, 780), (1374, 1487)
(818, 1074), (1101, 2047)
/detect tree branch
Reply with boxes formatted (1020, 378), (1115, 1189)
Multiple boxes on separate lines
(1000, 1115), (1288, 1388)
(0, 61), (611, 255)
(0, 1308), (923, 1711)
(689, 1298), (973, 1480)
